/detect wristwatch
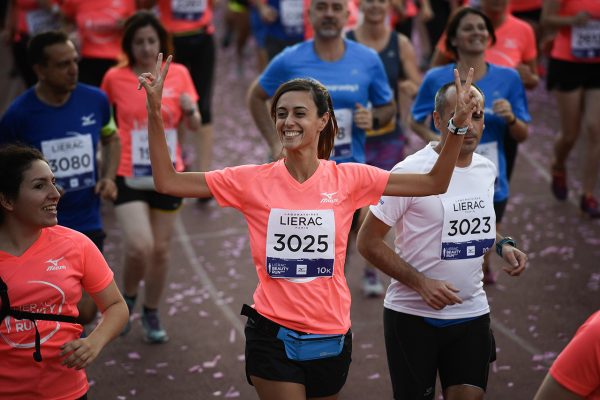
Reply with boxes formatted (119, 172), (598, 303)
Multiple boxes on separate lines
(496, 236), (517, 257)
(447, 118), (468, 135)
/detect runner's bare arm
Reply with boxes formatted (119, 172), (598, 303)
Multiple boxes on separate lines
(357, 212), (462, 310)
(383, 68), (474, 197)
(138, 54), (213, 198)
(533, 374), (584, 400)
(496, 232), (528, 277)
(60, 281), (128, 370)
(541, 0), (590, 29)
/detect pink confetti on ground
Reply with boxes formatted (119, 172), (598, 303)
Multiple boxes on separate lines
(367, 373), (380, 380)
(229, 329), (236, 343)
(188, 365), (202, 373)
(213, 371), (224, 378)
(532, 352), (557, 362)
(203, 355), (222, 368)
(127, 352), (141, 360)
(224, 386), (241, 398)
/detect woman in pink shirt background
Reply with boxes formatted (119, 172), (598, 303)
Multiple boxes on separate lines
(101, 11), (202, 344)
(0, 144), (128, 400)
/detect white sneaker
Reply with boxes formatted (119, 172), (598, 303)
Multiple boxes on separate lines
(362, 275), (385, 298)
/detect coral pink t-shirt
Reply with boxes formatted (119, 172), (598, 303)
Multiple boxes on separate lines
(205, 159), (389, 334)
(157, 0), (215, 34)
(61, 0), (136, 60)
(509, 0), (542, 13)
(0, 225), (114, 400)
(550, 0), (600, 63)
(101, 63), (198, 177)
(437, 14), (537, 67)
(550, 311), (600, 399)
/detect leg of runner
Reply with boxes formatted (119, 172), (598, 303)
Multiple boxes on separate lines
(115, 201), (153, 335)
(551, 89), (583, 201)
(580, 89), (600, 218)
(444, 385), (484, 400)
(250, 378), (307, 400)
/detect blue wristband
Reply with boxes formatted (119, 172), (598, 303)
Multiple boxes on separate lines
(496, 236), (516, 257)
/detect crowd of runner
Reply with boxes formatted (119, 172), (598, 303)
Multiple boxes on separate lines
(0, 0), (598, 399)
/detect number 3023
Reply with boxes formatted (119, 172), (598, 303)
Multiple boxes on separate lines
(273, 234), (329, 253)
(448, 217), (491, 237)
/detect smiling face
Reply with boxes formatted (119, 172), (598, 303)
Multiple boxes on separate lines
(451, 12), (490, 57)
(275, 90), (329, 155)
(131, 24), (161, 69)
(3, 160), (61, 229)
(310, 0), (349, 40)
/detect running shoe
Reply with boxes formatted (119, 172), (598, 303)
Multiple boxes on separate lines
(580, 194), (600, 219)
(362, 269), (384, 298)
(551, 168), (568, 201)
(141, 311), (169, 344)
(120, 296), (136, 337)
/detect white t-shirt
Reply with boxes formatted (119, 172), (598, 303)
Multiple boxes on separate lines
(370, 142), (497, 319)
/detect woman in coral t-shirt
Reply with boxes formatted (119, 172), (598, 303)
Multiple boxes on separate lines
(100, 11), (200, 344)
(542, 0), (600, 218)
(0, 144), (128, 400)
(61, 0), (137, 87)
(137, 49), (476, 398)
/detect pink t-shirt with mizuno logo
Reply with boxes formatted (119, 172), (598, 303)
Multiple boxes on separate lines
(205, 159), (389, 334)
(0, 225), (114, 400)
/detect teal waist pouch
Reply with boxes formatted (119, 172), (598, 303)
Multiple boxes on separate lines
(276, 327), (345, 361)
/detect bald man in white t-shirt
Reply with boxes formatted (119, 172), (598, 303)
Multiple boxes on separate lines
(357, 81), (528, 400)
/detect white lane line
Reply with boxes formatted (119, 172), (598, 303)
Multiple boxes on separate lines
(491, 318), (552, 366)
(175, 217), (246, 336)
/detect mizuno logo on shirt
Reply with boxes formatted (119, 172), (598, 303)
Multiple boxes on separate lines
(320, 192), (339, 204)
(46, 257), (66, 271)
(81, 113), (96, 127)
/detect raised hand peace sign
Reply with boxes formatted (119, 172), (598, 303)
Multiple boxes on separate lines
(452, 67), (480, 128)
(137, 53), (173, 111)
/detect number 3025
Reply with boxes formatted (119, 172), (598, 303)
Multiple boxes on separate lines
(448, 217), (491, 237)
(273, 234), (329, 253)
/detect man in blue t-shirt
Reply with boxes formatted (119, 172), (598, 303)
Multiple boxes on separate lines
(247, 0), (395, 164)
(0, 31), (121, 324)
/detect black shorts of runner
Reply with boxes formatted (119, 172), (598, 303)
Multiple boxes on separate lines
(173, 32), (215, 124)
(78, 57), (117, 87)
(83, 230), (107, 252)
(494, 198), (508, 224)
(114, 176), (183, 211)
(244, 317), (352, 397)
(512, 8), (541, 23)
(547, 58), (600, 92)
(383, 309), (496, 400)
